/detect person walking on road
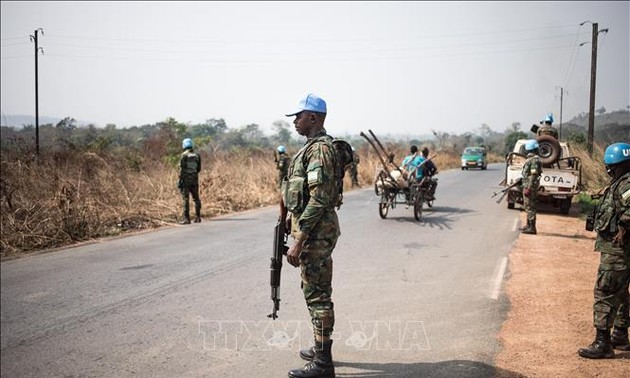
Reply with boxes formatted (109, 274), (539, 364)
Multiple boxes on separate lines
(282, 93), (339, 378)
(178, 138), (202, 224)
(578, 142), (630, 359)
(520, 139), (542, 235)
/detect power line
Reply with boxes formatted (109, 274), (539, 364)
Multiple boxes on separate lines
(43, 24), (584, 45)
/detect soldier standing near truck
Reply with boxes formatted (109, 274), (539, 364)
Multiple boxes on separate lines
(578, 142), (630, 359)
(520, 139), (542, 234)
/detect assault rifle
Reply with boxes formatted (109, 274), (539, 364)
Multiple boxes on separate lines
(491, 178), (523, 204)
(268, 197), (289, 320)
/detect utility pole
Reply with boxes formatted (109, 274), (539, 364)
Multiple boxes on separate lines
(556, 86), (565, 140)
(29, 28), (44, 161)
(583, 22), (608, 156)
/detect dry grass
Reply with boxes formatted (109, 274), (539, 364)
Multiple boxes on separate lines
(0, 148), (279, 258)
(0, 140), (604, 258)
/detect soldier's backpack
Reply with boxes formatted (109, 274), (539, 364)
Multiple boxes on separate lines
(332, 138), (354, 209)
(289, 135), (354, 211)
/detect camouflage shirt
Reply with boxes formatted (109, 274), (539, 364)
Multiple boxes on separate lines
(276, 154), (289, 176)
(284, 131), (340, 242)
(594, 171), (630, 264)
(521, 153), (542, 190)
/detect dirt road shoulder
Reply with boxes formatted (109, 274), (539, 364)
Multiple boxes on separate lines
(495, 209), (630, 377)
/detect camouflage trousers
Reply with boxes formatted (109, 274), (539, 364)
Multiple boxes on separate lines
(300, 238), (337, 338)
(181, 183), (201, 219)
(593, 239), (630, 329)
(593, 268), (630, 329)
(523, 192), (538, 222)
(277, 172), (286, 189)
(349, 165), (359, 187)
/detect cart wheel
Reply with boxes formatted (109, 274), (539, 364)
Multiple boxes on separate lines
(379, 202), (389, 219)
(414, 191), (423, 221)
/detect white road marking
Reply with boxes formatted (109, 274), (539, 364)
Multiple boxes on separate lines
(490, 257), (509, 300)
(512, 217), (520, 232)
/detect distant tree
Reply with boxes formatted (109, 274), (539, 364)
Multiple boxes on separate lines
(241, 123), (264, 142)
(272, 120), (292, 146)
(54, 117), (78, 149)
(511, 122), (521, 132)
(596, 106), (606, 115)
(504, 131), (528, 154)
(568, 132), (587, 147)
(207, 118), (228, 134)
(479, 123), (492, 138)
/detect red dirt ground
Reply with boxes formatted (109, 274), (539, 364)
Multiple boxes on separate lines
(494, 209), (630, 377)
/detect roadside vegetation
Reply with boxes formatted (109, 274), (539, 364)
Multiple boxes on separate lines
(1, 111), (627, 258)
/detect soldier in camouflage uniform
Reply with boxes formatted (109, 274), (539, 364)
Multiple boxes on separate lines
(282, 93), (339, 378)
(578, 142), (630, 359)
(348, 147), (360, 188)
(520, 139), (542, 235)
(178, 138), (202, 224)
(535, 114), (559, 139)
(275, 145), (290, 189)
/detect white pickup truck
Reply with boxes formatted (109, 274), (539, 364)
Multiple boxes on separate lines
(502, 138), (582, 214)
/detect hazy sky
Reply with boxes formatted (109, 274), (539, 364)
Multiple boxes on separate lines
(1, 1), (628, 137)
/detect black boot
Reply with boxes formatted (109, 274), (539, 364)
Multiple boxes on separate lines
(611, 327), (630, 351)
(519, 220), (530, 231)
(299, 344), (316, 361)
(289, 340), (335, 378)
(578, 328), (614, 359)
(521, 220), (537, 235)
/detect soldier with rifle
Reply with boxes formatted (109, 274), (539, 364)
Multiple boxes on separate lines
(520, 139), (543, 234)
(578, 142), (630, 359)
(272, 93), (339, 378)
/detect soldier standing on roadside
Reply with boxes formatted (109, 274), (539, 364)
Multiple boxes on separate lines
(282, 93), (339, 378)
(348, 146), (360, 187)
(520, 139), (542, 235)
(578, 142), (630, 359)
(275, 145), (289, 189)
(178, 138), (202, 224)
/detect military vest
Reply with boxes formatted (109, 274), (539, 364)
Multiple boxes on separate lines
(522, 154), (542, 188)
(181, 150), (200, 183)
(282, 134), (337, 214)
(595, 172), (630, 237)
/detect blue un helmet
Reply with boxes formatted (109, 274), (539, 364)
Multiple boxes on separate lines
(543, 114), (554, 124)
(525, 139), (539, 151)
(182, 138), (193, 149)
(604, 142), (630, 165)
(277, 145), (286, 153)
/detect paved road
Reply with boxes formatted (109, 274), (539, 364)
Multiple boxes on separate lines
(1, 164), (524, 377)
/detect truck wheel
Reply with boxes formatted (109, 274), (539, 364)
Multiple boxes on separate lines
(537, 135), (561, 165)
(560, 198), (572, 214)
(507, 201), (515, 209)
